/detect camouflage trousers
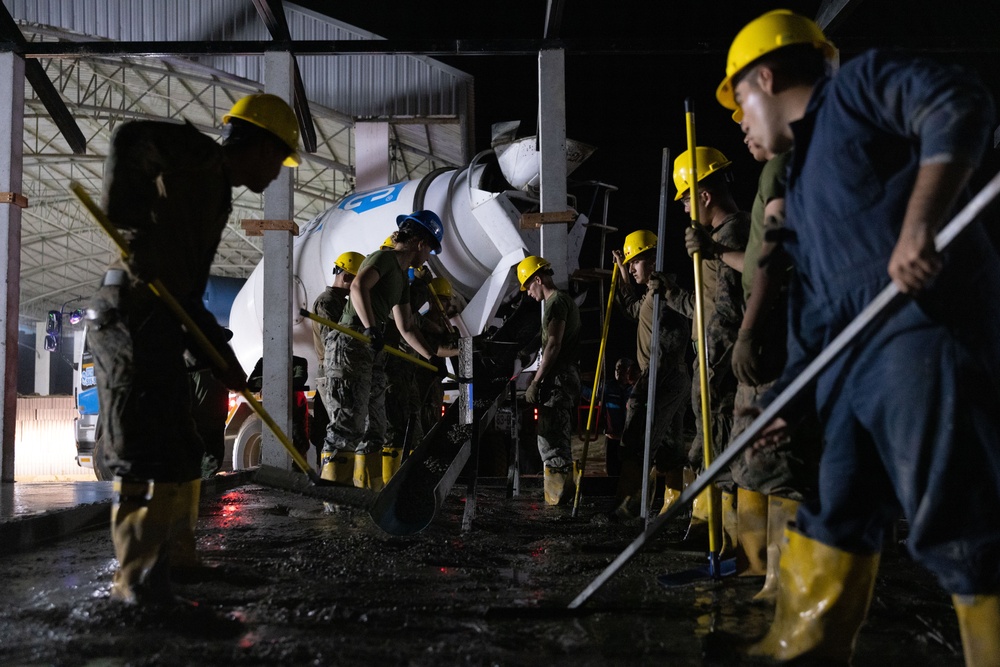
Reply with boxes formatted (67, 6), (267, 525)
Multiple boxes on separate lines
(385, 353), (423, 450)
(621, 362), (690, 470)
(536, 365), (580, 470)
(87, 283), (204, 482)
(729, 380), (821, 501)
(688, 353), (737, 488)
(323, 331), (388, 454)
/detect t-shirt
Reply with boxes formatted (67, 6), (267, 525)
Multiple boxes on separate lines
(541, 289), (581, 375)
(340, 249), (410, 327)
(743, 151), (790, 301)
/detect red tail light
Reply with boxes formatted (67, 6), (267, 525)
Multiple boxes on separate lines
(533, 407), (538, 421)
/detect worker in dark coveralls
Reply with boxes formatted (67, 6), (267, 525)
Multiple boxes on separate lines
(320, 210), (458, 485)
(311, 251), (364, 470)
(86, 93), (300, 605)
(718, 10), (1000, 664)
(516, 255), (582, 506)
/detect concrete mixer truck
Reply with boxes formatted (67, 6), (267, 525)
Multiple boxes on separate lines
(224, 132), (601, 469)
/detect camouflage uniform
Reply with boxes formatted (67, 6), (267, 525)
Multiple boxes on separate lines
(311, 285), (349, 454)
(324, 250), (408, 456)
(536, 290), (581, 470)
(729, 152), (820, 500)
(615, 277), (691, 470)
(87, 121), (239, 483)
(664, 211), (749, 485)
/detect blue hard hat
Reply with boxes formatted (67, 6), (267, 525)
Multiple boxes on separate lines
(396, 210), (443, 254)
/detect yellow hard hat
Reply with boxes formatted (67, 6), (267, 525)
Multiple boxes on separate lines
(429, 276), (453, 299)
(516, 255), (551, 291)
(380, 235), (396, 250)
(673, 147), (732, 201)
(717, 9), (837, 113)
(622, 230), (657, 264)
(223, 93), (301, 167)
(334, 251), (364, 276)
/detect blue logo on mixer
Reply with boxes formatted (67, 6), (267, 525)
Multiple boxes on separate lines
(338, 184), (406, 214)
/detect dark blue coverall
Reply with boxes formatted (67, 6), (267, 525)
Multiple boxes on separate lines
(765, 50), (1000, 595)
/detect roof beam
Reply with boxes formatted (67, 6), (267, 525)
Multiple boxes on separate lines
(252, 0), (318, 155)
(0, 5), (85, 153)
(17, 38), (719, 58)
(19, 36), (1000, 60)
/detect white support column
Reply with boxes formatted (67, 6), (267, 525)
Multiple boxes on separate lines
(261, 52), (296, 470)
(34, 322), (50, 396)
(538, 48), (569, 288)
(355, 121), (390, 191)
(0, 52), (24, 482)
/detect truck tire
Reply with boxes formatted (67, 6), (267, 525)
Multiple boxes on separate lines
(233, 416), (262, 470)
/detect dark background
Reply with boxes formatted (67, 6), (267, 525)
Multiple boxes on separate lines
(298, 0), (1000, 367)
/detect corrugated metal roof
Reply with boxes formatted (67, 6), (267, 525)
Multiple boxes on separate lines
(6, 0), (474, 324)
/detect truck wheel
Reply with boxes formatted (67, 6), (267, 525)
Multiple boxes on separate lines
(233, 417), (262, 469)
(93, 433), (114, 481)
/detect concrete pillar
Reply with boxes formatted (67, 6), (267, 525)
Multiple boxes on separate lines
(0, 52), (24, 482)
(538, 48), (569, 289)
(260, 51), (296, 470)
(355, 121), (390, 191)
(34, 322), (49, 395)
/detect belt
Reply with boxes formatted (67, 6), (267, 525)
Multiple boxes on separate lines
(102, 269), (126, 287)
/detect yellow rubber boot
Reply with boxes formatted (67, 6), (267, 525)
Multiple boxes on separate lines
(658, 488), (682, 516)
(166, 479), (202, 569)
(382, 446), (402, 485)
(320, 450), (352, 484)
(365, 451), (385, 492)
(353, 453), (368, 489)
(681, 486), (714, 543)
(746, 529), (880, 663)
(736, 487), (768, 576)
(110, 478), (175, 604)
(656, 467), (685, 516)
(543, 467), (573, 506)
(952, 594), (1000, 667)
(753, 496), (800, 604)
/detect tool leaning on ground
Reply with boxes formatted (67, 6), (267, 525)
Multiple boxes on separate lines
(571, 267), (618, 517)
(70, 181), (324, 484)
(639, 147), (670, 524)
(299, 309), (468, 382)
(567, 169), (1000, 609)
(681, 99), (726, 576)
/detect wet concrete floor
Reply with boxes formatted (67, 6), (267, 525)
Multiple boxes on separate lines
(0, 479), (967, 666)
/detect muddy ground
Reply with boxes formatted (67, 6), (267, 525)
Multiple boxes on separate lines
(0, 477), (967, 666)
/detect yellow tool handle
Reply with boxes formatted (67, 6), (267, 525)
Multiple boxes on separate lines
(584, 268), (619, 436)
(70, 181), (312, 476)
(684, 102), (720, 557)
(300, 309), (458, 381)
(428, 289), (457, 336)
(572, 267), (620, 515)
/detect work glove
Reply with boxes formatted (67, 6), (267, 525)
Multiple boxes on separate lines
(216, 361), (248, 394)
(646, 271), (673, 297)
(429, 355), (449, 378)
(524, 380), (541, 404)
(363, 325), (384, 352)
(685, 224), (718, 259)
(731, 328), (764, 386)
